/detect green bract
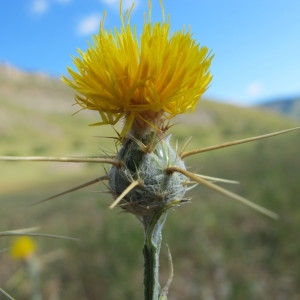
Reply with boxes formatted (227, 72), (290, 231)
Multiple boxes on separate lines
(109, 134), (188, 218)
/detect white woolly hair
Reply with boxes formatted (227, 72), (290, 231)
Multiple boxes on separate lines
(109, 135), (188, 217)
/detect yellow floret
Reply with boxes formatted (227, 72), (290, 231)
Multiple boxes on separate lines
(10, 236), (36, 260)
(63, 1), (213, 137)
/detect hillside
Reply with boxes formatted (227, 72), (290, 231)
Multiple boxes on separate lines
(257, 96), (300, 121)
(1, 64), (297, 190)
(1, 65), (300, 299)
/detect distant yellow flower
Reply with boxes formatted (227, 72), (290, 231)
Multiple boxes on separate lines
(63, 2), (213, 137)
(10, 236), (36, 260)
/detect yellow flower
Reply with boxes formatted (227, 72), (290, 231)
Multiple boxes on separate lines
(63, 2), (213, 138)
(10, 236), (36, 260)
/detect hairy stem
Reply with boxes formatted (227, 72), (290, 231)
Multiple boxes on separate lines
(143, 211), (168, 300)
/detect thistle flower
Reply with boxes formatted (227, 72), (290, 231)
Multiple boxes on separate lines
(10, 236), (36, 261)
(63, 2), (213, 138)
(62, 3), (214, 298)
(60, 3), (287, 299)
(10, 236), (41, 299)
(2, 1), (296, 300)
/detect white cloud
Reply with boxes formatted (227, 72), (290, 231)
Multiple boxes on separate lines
(101, 0), (137, 10)
(246, 81), (263, 97)
(53, 0), (72, 4)
(29, 0), (71, 16)
(54, 0), (72, 4)
(30, 0), (49, 15)
(77, 14), (101, 36)
(101, 0), (117, 4)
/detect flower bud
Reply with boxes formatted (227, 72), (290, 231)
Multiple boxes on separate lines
(109, 134), (188, 218)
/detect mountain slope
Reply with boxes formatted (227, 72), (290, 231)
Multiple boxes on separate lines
(257, 96), (300, 121)
(1, 65), (298, 190)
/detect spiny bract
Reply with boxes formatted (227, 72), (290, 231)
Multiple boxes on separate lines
(109, 134), (188, 217)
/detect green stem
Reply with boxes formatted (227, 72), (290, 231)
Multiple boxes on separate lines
(143, 211), (168, 300)
(26, 259), (42, 300)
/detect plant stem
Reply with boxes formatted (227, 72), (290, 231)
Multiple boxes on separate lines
(143, 210), (168, 300)
(26, 259), (42, 300)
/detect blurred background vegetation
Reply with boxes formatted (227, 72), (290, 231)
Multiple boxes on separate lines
(0, 66), (299, 299)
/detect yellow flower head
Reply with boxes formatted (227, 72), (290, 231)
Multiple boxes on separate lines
(63, 1), (213, 138)
(10, 236), (36, 260)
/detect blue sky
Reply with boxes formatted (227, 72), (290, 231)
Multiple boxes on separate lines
(0, 0), (299, 105)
